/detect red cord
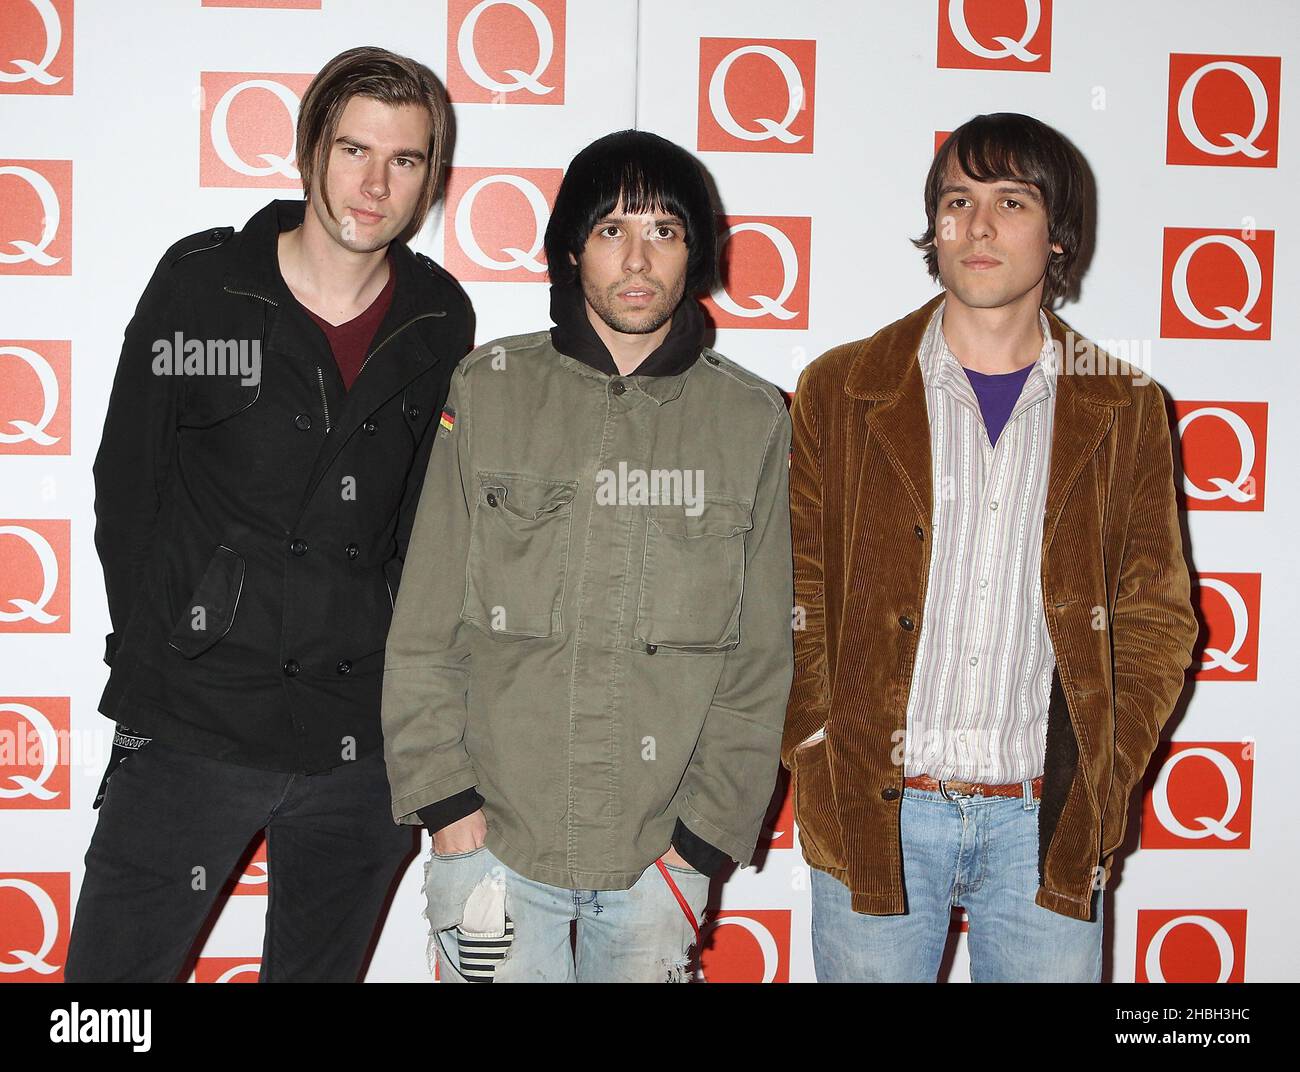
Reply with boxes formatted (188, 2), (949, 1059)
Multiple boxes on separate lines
(655, 858), (702, 947)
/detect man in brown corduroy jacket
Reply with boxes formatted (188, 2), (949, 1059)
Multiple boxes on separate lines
(784, 113), (1197, 982)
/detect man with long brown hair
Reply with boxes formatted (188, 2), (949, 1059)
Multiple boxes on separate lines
(66, 47), (473, 982)
(784, 113), (1196, 981)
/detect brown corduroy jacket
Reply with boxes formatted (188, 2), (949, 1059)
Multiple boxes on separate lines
(783, 293), (1197, 921)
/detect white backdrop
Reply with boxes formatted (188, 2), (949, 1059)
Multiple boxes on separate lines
(1, 0), (1296, 982)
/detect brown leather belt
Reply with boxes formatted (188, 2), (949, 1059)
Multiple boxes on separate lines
(904, 774), (1043, 799)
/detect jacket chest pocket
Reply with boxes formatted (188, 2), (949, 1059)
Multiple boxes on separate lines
(632, 500), (753, 653)
(462, 472), (578, 639)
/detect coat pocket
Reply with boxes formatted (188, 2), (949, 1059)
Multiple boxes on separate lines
(462, 472), (578, 639)
(167, 545), (245, 658)
(631, 499), (753, 653)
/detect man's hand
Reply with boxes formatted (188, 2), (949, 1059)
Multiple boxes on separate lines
(432, 808), (487, 856)
(660, 844), (696, 871)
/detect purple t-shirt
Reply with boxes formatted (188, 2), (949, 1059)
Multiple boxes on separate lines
(963, 363), (1035, 447)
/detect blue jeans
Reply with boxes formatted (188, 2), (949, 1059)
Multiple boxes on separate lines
(811, 782), (1103, 982)
(421, 844), (709, 982)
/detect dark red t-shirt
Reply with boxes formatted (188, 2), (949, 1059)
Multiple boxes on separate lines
(301, 253), (397, 391)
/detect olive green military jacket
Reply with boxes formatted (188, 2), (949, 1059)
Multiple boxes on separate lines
(381, 331), (794, 890)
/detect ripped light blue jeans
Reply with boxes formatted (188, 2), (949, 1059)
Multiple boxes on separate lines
(811, 782), (1104, 982)
(421, 844), (709, 982)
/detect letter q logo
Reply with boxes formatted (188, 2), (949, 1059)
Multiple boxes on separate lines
(199, 73), (314, 189)
(0, 160), (71, 276)
(697, 39), (816, 154)
(1136, 909), (1246, 983)
(0, 341), (70, 455)
(1167, 54), (1280, 168)
(698, 910), (791, 983)
(0, 698), (70, 809)
(1141, 743), (1253, 850)
(0, 873), (68, 979)
(937, 0), (1052, 72)
(1192, 572), (1260, 682)
(0, 0), (71, 95)
(447, 0), (566, 104)
(1160, 228), (1274, 341)
(441, 167), (562, 282)
(0, 520), (69, 633)
(1174, 401), (1267, 513)
(703, 215), (812, 330)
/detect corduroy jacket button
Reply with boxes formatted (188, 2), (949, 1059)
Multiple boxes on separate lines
(881, 787), (900, 801)
(294, 413), (312, 430)
(611, 381), (627, 396)
(283, 659), (300, 676)
(646, 643), (657, 655)
(913, 525), (924, 540)
(486, 492), (498, 508)
(899, 615), (914, 631)
(290, 539), (307, 556)
(704, 354), (719, 366)
(336, 660), (352, 675)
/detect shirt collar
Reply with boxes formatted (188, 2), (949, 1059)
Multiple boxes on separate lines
(919, 298), (1058, 400)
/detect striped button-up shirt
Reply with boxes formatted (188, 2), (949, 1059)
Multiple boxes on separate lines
(902, 302), (1057, 783)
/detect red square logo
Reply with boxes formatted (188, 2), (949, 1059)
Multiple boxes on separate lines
(447, 0), (566, 105)
(698, 909), (791, 983)
(0, 0), (73, 94)
(0, 160), (71, 276)
(192, 957), (262, 982)
(1160, 227), (1274, 340)
(0, 520), (70, 633)
(199, 72), (314, 189)
(1167, 55), (1280, 168)
(1135, 909), (1247, 982)
(1192, 572), (1260, 682)
(1140, 742), (1253, 849)
(704, 216), (811, 330)
(441, 166), (562, 283)
(0, 698), (70, 810)
(0, 341), (70, 455)
(0, 873), (69, 980)
(937, 0), (1052, 72)
(697, 39), (815, 154)
(1174, 401), (1267, 511)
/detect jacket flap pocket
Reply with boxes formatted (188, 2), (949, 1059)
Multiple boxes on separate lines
(650, 499), (753, 539)
(168, 545), (245, 659)
(479, 472), (578, 521)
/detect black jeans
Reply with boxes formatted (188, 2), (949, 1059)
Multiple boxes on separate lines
(64, 737), (415, 982)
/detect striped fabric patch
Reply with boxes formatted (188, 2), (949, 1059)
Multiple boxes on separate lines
(438, 407), (456, 433)
(457, 914), (514, 982)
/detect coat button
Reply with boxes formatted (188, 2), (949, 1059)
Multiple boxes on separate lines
(645, 643), (657, 655)
(283, 659), (300, 676)
(363, 419), (377, 435)
(881, 787), (901, 801)
(611, 380), (627, 396)
(407, 405), (420, 421)
(485, 492), (498, 508)
(336, 660), (352, 675)
(913, 525), (924, 540)
(345, 542), (359, 559)
(290, 539), (307, 556)
(294, 413), (312, 431)
(899, 615), (914, 631)
(209, 228), (225, 241)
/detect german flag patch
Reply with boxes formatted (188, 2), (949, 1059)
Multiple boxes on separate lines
(438, 406), (456, 435)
